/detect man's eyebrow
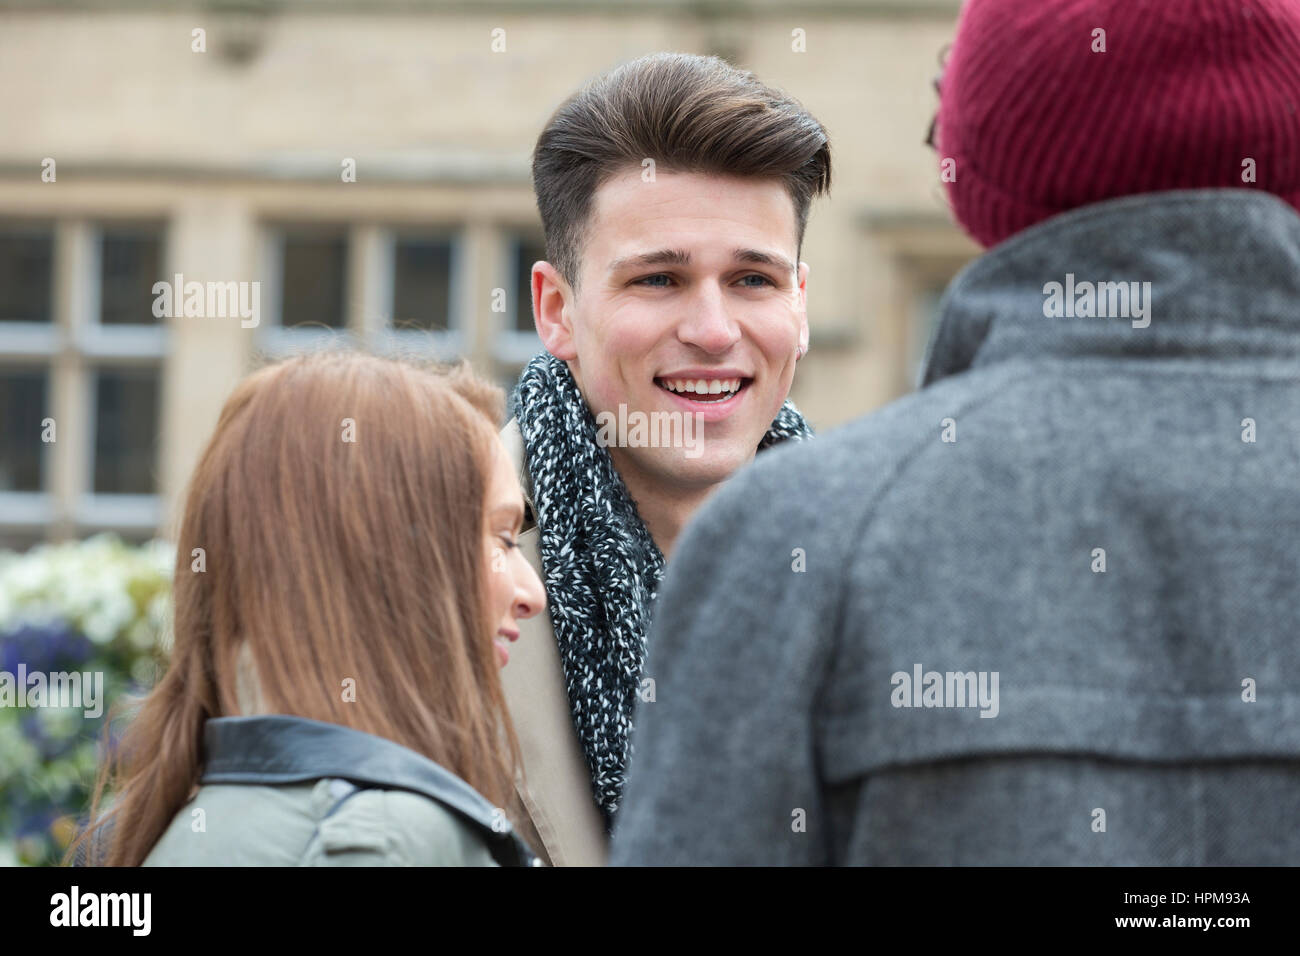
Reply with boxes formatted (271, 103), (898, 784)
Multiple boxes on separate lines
(733, 248), (797, 275)
(608, 248), (796, 276)
(608, 248), (691, 271)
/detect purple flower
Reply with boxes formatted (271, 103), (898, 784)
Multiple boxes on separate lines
(0, 622), (94, 674)
(16, 805), (60, 842)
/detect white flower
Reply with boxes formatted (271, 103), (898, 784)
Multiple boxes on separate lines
(135, 590), (173, 652)
(0, 534), (174, 644)
(141, 538), (176, 578)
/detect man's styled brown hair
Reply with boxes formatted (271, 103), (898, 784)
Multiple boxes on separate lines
(67, 351), (519, 867)
(532, 51), (832, 293)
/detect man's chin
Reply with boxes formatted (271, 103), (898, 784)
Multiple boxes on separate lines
(616, 441), (756, 492)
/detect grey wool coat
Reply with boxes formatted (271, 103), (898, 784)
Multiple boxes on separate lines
(610, 189), (1300, 865)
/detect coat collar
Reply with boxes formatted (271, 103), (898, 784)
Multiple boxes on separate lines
(201, 714), (536, 866)
(922, 189), (1300, 387)
(497, 419), (613, 866)
(500, 417), (537, 532)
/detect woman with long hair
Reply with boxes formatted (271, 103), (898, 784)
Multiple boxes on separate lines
(66, 350), (545, 866)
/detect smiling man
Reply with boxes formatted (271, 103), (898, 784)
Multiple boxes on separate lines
(500, 52), (830, 865)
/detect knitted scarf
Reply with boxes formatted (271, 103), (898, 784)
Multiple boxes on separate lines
(512, 352), (814, 825)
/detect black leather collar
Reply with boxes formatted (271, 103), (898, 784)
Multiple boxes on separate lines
(201, 714), (535, 866)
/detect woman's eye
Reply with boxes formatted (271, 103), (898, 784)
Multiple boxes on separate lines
(499, 534), (519, 550)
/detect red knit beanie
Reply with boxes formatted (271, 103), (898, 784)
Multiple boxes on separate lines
(937, 0), (1300, 248)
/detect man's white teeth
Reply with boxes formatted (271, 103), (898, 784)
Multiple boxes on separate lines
(659, 378), (742, 395)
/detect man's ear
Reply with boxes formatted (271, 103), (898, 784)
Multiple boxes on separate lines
(532, 260), (578, 361)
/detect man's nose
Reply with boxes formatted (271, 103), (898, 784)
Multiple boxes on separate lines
(676, 283), (741, 354)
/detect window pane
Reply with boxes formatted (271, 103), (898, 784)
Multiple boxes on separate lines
(93, 367), (160, 494)
(0, 367), (48, 491)
(0, 226), (53, 323)
(514, 238), (547, 334)
(392, 237), (451, 332)
(281, 233), (346, 329)
(100, 228), (163, 325)
(0, 529), (47, 552)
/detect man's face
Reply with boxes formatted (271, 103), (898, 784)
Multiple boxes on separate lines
(533, 166), (809, 495)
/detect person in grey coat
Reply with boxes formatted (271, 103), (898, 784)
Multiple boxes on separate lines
(610, 0), (1300, 865)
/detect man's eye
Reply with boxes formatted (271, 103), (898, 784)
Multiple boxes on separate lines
(634, 274), (776, 288)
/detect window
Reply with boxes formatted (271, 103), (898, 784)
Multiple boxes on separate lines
(0, 366), (48, 492)
(99, 228), (163, 326)
(0, 528), (48, 552)
(512, 235), (547, 335)
(0, 224), (53, 324)
(860, 210), (981, 403)
(392, 236), (453, 332)
(491, 232), (548, 417)
(494, 232), (546, 372)
(0, 219), (167, 550)
(279, 230), (348, 330)
(258, 223), (463, 360)
(93, 367), (161, 494)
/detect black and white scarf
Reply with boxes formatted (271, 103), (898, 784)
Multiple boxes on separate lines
(512, 352), (814, 825)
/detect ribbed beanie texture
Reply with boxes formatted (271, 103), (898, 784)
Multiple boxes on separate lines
(938, 0), (1300, 247)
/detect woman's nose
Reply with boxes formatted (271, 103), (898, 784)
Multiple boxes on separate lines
(513, 562), (546, 620)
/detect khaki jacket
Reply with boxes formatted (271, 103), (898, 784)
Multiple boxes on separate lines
(499, 419), (609, 866)
(145, 776), (500, 866)
(138, 657), (530, 866)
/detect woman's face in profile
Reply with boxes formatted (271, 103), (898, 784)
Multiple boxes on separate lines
(484, 435), (546, 667)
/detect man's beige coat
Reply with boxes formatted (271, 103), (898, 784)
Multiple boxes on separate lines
(499, 419), (609, 866)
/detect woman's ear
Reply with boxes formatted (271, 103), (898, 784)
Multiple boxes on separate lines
(532, 261), (578, 361)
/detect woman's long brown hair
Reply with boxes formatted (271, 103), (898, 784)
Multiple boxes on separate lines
(66, 351), (519, 866)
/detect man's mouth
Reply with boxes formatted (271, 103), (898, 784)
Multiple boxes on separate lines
(654, 376), (751, 403)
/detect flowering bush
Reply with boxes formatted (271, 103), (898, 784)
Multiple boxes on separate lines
(0, 534), (173, 866)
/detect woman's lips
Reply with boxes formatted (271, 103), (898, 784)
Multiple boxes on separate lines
(495, 628), (519, 667)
